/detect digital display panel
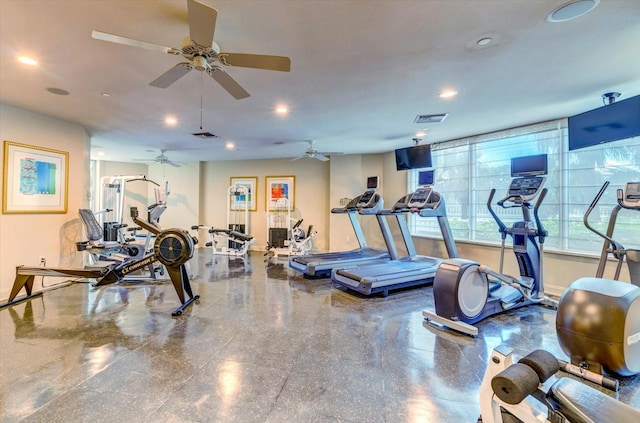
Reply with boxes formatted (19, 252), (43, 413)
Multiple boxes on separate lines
(511, 154), (547, 177)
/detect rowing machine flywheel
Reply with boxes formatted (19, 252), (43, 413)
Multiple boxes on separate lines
(153, 229), (195, 267)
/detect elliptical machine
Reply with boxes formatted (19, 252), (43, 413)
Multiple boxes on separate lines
(556, 181), (640, 385)
(424, 154), (556, 336)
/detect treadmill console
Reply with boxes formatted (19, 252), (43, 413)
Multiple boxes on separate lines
(506, 176), (545, 203)
(622, 182), (640, 209)
(408, 187), (433, 209)
(356, 190), (377, 208)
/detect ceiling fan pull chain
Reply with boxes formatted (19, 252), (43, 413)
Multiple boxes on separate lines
(200, 72), (204, 130)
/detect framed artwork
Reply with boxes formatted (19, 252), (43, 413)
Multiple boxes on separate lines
(2, 141), (69, 214)
(229, 176), (257, 211)
(266, 175), (295, 210)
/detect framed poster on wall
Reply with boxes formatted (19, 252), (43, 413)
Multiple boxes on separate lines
(265, 175), (295, 210)
(2, 141), (69, 214)
(229, 176), (257, 211)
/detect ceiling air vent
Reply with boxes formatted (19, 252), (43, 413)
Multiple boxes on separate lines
(192, 132), (218, 139)
(414, 114), (448, 124)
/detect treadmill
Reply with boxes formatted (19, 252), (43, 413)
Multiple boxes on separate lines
(289, 186), (391, 277)
(331, 170), (458, 296)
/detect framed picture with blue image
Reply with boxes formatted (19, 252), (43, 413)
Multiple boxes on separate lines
(229, 176), (257, 211)
(2, 140), (69, 214)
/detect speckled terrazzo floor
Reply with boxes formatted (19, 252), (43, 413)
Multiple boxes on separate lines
(1, 250), (639, 422)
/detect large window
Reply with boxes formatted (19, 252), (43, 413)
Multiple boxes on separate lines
(408, 119), (640, 255)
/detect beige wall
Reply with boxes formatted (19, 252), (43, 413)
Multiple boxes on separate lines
(0, 104), (89, 300)
(199, 158), (330, 252)
(148, 161), (200, 232)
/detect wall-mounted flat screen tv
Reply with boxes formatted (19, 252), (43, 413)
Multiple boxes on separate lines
(568, 94), (640, 151)
(395, 144), (432, 171)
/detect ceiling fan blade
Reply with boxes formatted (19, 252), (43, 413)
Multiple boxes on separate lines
(149, 63), (192, 88)
(91, 30), (178, 54)
(290, 156), (304, 161)
(319, 151), (344, 156)
(207, 67), (250, 99)
(165, 160), (181, 168)
(314, 153), (330, 162)
(187, 0), (217, 48)
(219, 53), (291, 72)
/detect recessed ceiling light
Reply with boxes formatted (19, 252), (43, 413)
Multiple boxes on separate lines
(101, 92), (111, 97)
(415, 131), (426, 137)
(275, 105), (289, 115)
(165, 116), (177, 126)
(477, 37), (492, 46)
(439, 89), (458, 99)
(17, 56), (37, 66)
(46, 87), (70, 96)
(226, 142), (235, 150)
(547, 0), (599, 23)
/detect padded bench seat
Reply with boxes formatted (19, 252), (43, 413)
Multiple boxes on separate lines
(549, 377), (640, 423)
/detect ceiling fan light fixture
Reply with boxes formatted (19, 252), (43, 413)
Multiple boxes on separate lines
(192, 55), (208, 71)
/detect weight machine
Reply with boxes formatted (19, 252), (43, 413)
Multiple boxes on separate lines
(192, 185), (255, 256)
(96, 175), (160, 242)
(265, 197), (315, 257)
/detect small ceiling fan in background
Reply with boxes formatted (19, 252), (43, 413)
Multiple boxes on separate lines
(291, 141), (343, 162)
(134, 149), (181, 168)
(91, 0), (291, 99)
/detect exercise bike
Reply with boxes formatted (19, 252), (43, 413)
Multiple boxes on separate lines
(424, 154), (557, 336)
(555, 181), (640, 385)
(479, 346), (640, 422)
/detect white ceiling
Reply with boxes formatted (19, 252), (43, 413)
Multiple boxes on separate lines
(1, 0), (639, 164)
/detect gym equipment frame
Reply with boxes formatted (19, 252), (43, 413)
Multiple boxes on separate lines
(2, 207), (199, 316)
(479, 346), (640, 422)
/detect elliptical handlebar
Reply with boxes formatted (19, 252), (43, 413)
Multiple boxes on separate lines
(487, 189), (508, 238)
(533, 188), (548, 244)
(583, 182), (619, 248)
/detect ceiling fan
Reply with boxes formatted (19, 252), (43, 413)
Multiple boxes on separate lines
(291, 141), (343, 162)
(134, 149), (181, 168)
(91, 0), (291, 99)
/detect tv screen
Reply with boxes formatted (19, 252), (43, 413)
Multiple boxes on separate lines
(366, 176), (379, 189)
(395, 144), (432, 171)
(418, 170), (434, 186)
(568, 94), (640, 151)
(511, 154), (547, 177)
